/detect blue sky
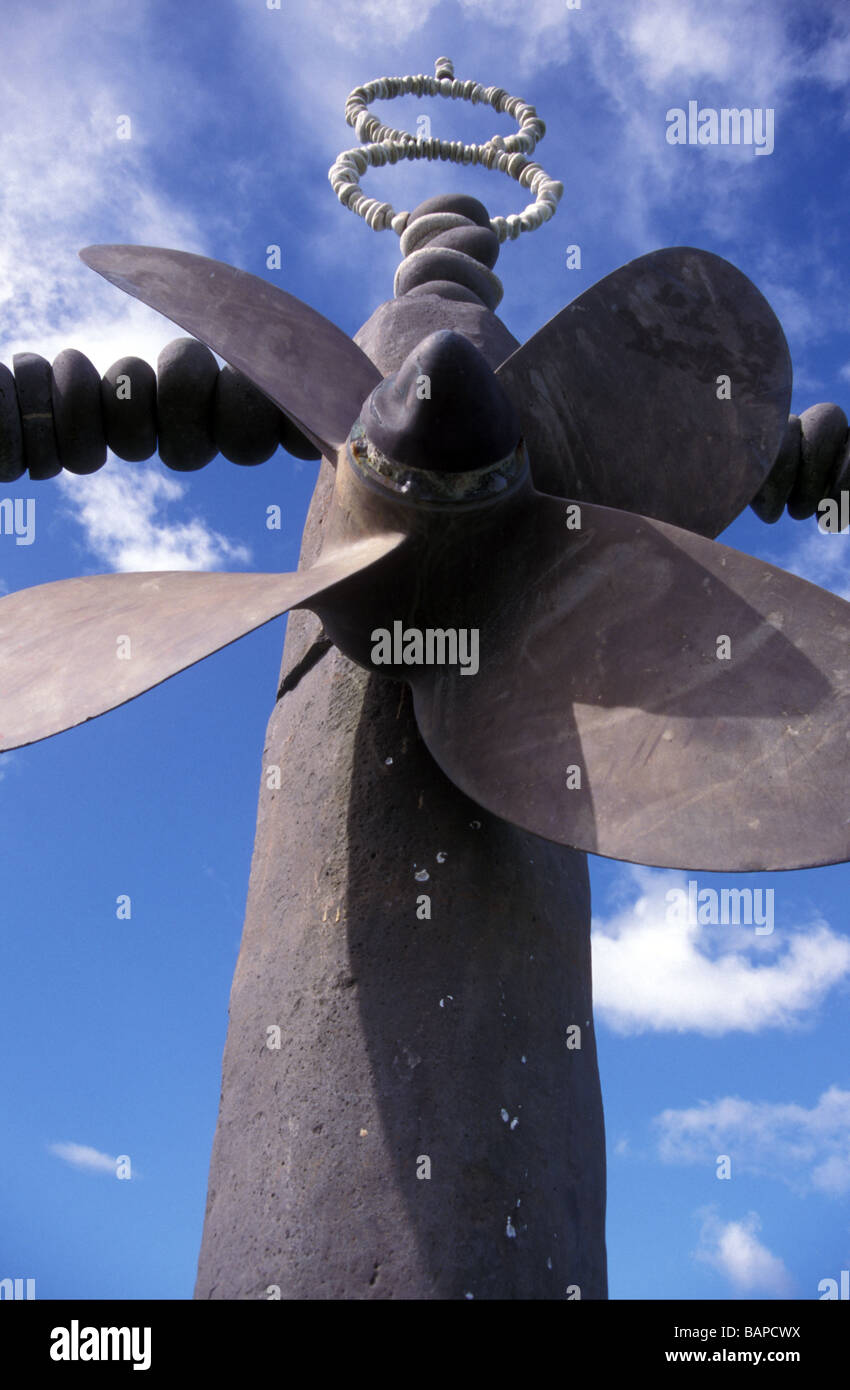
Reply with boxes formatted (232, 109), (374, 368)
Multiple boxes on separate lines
(1, 0), (850, 1301)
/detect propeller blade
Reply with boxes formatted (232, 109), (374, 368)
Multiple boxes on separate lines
(410, 491), (850, 871)
(79, 245), (382, 460)
(496, 248), (792, 538)
(0, 534), (405, 751)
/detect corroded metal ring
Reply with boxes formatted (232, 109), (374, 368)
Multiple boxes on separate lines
(347, 421), (528, 508)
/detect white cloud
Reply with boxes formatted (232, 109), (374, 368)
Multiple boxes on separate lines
(0, 4), (209, 375)
(696, 1210), (793, 1296)
(656, 1086), (850, 1195)
(779, 529), (850, 601)
(628, 7), (738, 86)
(49, 1141), (118, 1175)
(58, 463), (251, 572)
(226, 0), (850, 354)
(591, 868), (850, 1034)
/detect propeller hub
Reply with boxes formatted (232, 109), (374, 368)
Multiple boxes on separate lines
(359, 329), (522, 475)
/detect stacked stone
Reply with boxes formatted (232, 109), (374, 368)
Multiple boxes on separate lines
(393, 193), (504, 311)
(0, 340), (320, 482)
(751, 403), (850, 523)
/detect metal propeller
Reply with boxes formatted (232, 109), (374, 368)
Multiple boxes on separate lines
(408, 491), (850, 872)
(3, 237), (848, 874)
(0, 535), (405, 751)
(292, 325), (850, 873)
(79, 245), (382, 461)
(496, 247), (792, 537)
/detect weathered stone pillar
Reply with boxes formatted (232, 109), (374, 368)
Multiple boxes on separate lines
(194, 297), (608, 1300)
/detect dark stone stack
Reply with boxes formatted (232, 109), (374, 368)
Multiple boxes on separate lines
(0, 339), (320, 479)
(397, 193), (503, 310)
(751, 403), (849, 523)
(355, 195), (518, 372)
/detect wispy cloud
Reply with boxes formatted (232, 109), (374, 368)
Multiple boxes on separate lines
(48, 1141), (119, 1176)
(695, 1209), (794, 1296)
(777, 528), (850, 600)
(0, 3), (209, 373)
(58, 463), (251, 572)
(591, 867), (850, 1034)
(656, 1086), (850, 1196)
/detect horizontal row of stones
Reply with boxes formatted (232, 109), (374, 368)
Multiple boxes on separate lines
(329, 141), (562, 239)
(0, 341), (320, 483)
(344, 76), (546, 154)
(750, 403), (850, 523)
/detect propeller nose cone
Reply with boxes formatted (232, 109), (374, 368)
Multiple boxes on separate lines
(361, 330), (521, 472)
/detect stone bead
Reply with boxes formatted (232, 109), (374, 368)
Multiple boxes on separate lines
(787, 402), (849, 520)
(213, 365), (280, 466)
(13, 352), (62, 480)
(394, 247), (503, 310)
(407, 192), (491, 230)
(278, 412), (321, 461)
(0, 361), (25, 482)
(101, 356), (157, 461)
(750, 415), (800, 523)
(404, 279), (487, 307)
(399, 211), (473, 258)
(51, 348), (106, 474)
(824, 433), (850, 507)
(156, 337), (218, 471)
(426, 224), (500, 268)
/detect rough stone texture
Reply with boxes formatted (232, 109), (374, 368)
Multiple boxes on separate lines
(193, 298), (608, 1300)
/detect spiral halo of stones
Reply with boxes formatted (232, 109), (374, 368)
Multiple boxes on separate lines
(328, 56), (564, 243)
